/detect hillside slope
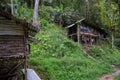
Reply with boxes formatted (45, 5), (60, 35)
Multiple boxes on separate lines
(29, 22), (113, 80)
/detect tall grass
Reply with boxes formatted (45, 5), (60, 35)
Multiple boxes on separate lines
(115, 75), (120, 80)
(29, 22), (113, 80)
(89, 45), (120, 66)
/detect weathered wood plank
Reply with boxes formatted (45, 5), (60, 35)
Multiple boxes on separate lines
(0, 31), (24, 35)
(28, 36), (40, 43)
(0, 36), (25, 54)
(0, 19), (14, 22)
(0, 24), (24, 35)
(0, 16), (19, 25)
(0, 21), (16, 25)
(0, 16), (6, 19)
(0, 24), (23, 29)
(65, 18), (85, 28)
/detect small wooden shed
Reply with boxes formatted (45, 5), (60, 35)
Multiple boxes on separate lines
(66, 19), (107, 45)
(0, 7), (39, 80)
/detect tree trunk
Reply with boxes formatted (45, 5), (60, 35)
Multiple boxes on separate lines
(111, 31), (114, 48)
(118, 0), (120, 27)
(11, 0), (14, 15)
(85, 0), (90, 19)
(77, 24), (80, 45)
(59, 14), (62, 25)
(33, 0), (40, 26)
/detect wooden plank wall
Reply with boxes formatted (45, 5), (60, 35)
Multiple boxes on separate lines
(0, 36), (25, 55)
(0, 16), (24, 35)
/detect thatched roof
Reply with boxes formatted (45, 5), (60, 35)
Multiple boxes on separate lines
(66, 19), (107, 35)
(82, 19), (107, 34)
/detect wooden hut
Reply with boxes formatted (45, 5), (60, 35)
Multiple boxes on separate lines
(66, 19), (107, 46)
(0, 7), (39, 80)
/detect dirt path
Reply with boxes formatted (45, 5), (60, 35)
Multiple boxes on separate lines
(98, 65), (120, 80)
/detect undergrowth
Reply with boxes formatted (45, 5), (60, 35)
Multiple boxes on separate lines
(89, 45), (120, 66)
(29, 21), (113, 80)
(115, 75), (120, 80)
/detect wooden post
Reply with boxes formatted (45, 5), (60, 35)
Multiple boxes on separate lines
(90, 36), (92, 46)
(96, 37), (98, 45)
(77, 24), (80, 45)
(24, 26), (29, 80)
(25, 53), (28, 80)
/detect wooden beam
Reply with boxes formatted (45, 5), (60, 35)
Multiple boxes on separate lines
(24, 53), (27, 80)
(28, 36), (40, 43)
(65, 18), (85, 29)
(65, 24), (76, 29)
(0, 20), (16, 25)
(7, 61), (22, 75)
(75, 18), (85, 24)
(0, 16), (6, 19)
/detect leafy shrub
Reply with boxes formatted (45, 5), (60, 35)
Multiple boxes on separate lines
(17, 3), (33, 19)
(38, 5), (55, 23)
(38, 5), (82, 26)
(115, 38), (120, 48)
(89, 45), (120, 65)
(62, 7), (82, 25)
(115, 75), (120, 80)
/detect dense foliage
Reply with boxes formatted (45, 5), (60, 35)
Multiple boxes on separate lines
(0, 0), (120, 79)
(89, 45), (120, 65)
(29, 22), (113, 80)
(4, 0), (119, 47)
(115, 75), (120, 80)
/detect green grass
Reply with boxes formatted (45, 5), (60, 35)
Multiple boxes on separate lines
(29, 23), (114, 80)
(115, 75), (120, 80)
(89, 45), (120, 66)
